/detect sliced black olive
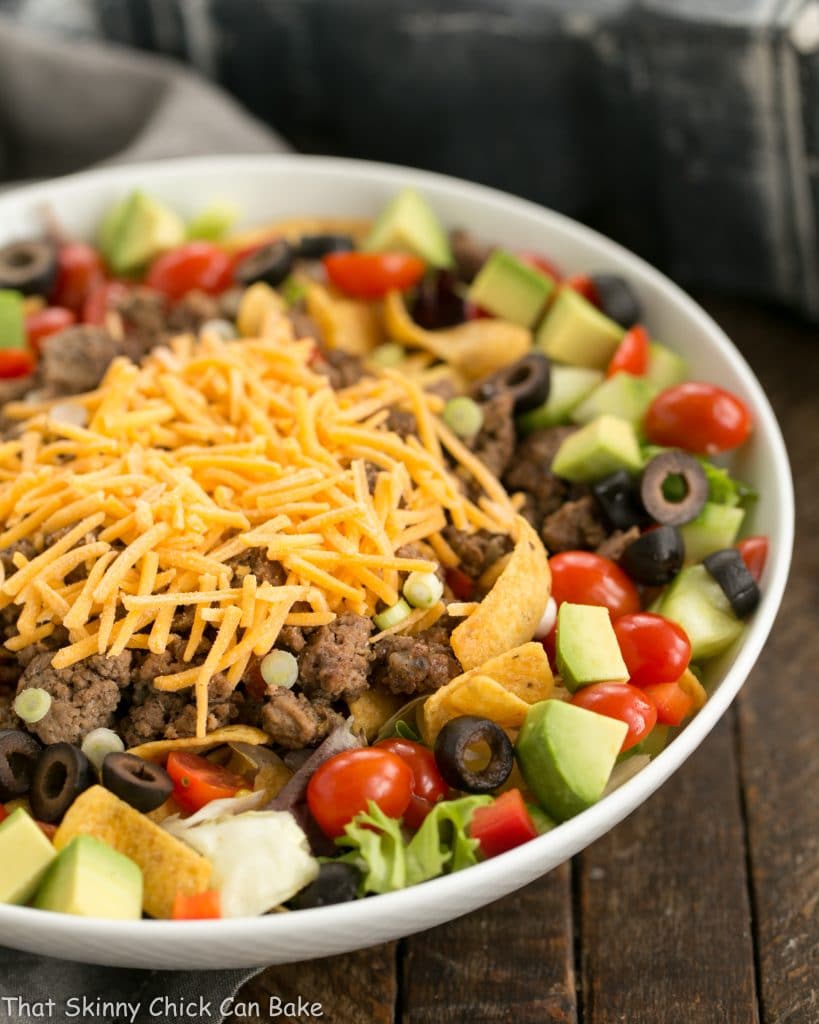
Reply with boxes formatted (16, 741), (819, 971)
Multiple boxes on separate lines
(288, 862), (362, 910)
(296, 234), (356, 260)
(619, 525), (684, 585)
(434, 715), (513, 794)
(704, 548), (761, 618)
(411, 270), (465, 329)
(592, 470), (648, 531)
(0, 729), (41, 801)
(234, 239), (294, 288)
(640, 450), (708, 526)
(0, 240), (57, 296)
(101, 752), (173, 812)
(30, 742), (94, 823)
(589, 274), (641, 328)
(475, 353), (551, 415)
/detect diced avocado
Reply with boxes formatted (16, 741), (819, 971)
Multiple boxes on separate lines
(467, 250), (555, 327)
(363, 188), (452, 268)
(100, 191), (186, 275)
(516, 700), (628, 821)
(0, 290), (25, 351)
(187, 200), (239, 242)
(518, 365), (603, 432)
(680, 503), (745, 563)
(555, 602), (629, 692)
(570, 372), (659, 430)
(536, 287), (624, 369)
(646, 342), (687, 389)
(0, 808), (56, 905)
(655, 565), (743, 660)
(551, 414), (643, 482)
(525, 803), (556, 834)
(34, 835), (142, 920)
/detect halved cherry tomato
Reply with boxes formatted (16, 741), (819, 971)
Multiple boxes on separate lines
(563, 274), (600, 305)
(307, 747), (413, 838)
(517, 251), (561, 281)
(26, 306), (75, 351)
(645, 382), (752, 454)
(737, 535), (768, 583)
(613, 612), (691, 687)
(571, 682), (658, 752)
(642, 681), (695, 726)
(82, 280), (130, 326)
(445, 567), (475, 601)
(146, 242), (234, 301)
(0, 349), (36, 379)
(172, 890), (221, 920)
(323, 252), (425, 299)
(464, 300), (491, 320)
(375, 737), (448, 829)
(470, 788), (538, 858)
(549, 551), (641, 620)
(607, 324), (649, 378)
(52, 242), (105, 312)
(0, 804), (7, 824)
(165, 751), (246, 814)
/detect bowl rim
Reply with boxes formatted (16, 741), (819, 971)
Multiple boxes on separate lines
(0, 154), (794, 952)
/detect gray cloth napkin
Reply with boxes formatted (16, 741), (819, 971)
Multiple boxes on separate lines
(0, 18), (287, 1022)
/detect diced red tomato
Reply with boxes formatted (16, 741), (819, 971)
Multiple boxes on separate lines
(26, 306), (76, 351)
(736, 536), (768, 583)
(607, 325), (649, 378)
(464, 300), (491, 320)
(165, 752), (246, 814)
(146, 242), (234, 301)
(375, 738), (448, 829)
(307, 748), (414, 838)
(642, 681), (695, 726)
(470, 789), (539, 858)
(323, 252), (425, 299)
(0, 349), (36, 379)
(645, 382), (752, 454)
(563, 274), (600, 305)
(0, 804), (7, 824)
(517, 251), (561, 281)
(445, 567), (475, 601)
(548, 551), (641, 620)
(172, 890), (221, 920)
(37, 821), (58, 841)
(52, 242), (105, 312)
(542, 624), (558, 671)
(82, 280), (130, 326)
(571, 682), (658, 752)
(613, 612), (691, 687)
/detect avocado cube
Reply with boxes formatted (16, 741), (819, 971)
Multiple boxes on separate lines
(516, 700), (628, 821)
(363, 188), (452, 268)
(99, 191), (186, 275)
(551, 414), (642, 482)
(0, 807), (56, 905)
(468, 250), (555, 327)
(680, 503), (745, 564)
(571, 373), (659, 430)
(536, 287), (624, 368)
(555, 602), (629, 692)
(654, 565), (743, 661)
(35, 835), (142, 920)
(646, 342), (687, 389)
(517, 365), (603, 432)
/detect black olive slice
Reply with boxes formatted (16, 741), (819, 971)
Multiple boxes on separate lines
(101, 752), (173, 813)
(288, 862), (362, 910)
(703, 548), (761, 618)
(475, 353), (551, 415)
(0, 240), (57, 296)
(592, 470), (648, 531)
(0, 729), (41, 801)
(434, 715), (514, 794)
(234, 239), (295, 288)
(589, 273), (641, 328)
(619, 525), (684, 585)
(411, 271), (465, 329)
(30, 742), (94, 823)
(296, 234), (356, 260)
(640, 451), (709, 526)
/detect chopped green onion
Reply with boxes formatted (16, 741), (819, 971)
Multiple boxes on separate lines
(260, 649), (299, 689)
(13, 688), (52, 724)
(373, 598), (412, 631)
(281, 276), (308, 307)
(81, 727), (125, 772)
(200, 318), (237, 342)
(370, 343), (406, 368)
(403, 570), (444, 609)
(443, 396), (484, 439)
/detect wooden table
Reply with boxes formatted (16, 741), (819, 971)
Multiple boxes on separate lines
(232, 298), (818, 1024)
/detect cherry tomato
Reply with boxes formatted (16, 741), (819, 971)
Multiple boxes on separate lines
(517, 251), (561, 281)
(165, 751), (246, 814)
(82, 280), (130, 326)
(323, 251), (425, 299)
(172, 890), (221, 920)
(563, 274), (600, 305)
(645, 382), (752, 454)
(549, 551), (641, 620)
(375, 737), (448, 829)
(307, 748), (413, 838)
(613, 612), (691, 687)
(146, 242), (234, 301)
(642, 681), (695, 726)
(571, 682), (658, 752)
(464, 300), (491, 320)
(25, 306), (75, 351)
(470, 789), (538, 858)
(607, 324), (649, 378)
(542, 624), (557, 670)
(0, 804), (7, 824)
(737, 536), (768, 583)
(0, 349), (36, 379)
(445, 567), (475, 601)
(51, 242), (105, 312)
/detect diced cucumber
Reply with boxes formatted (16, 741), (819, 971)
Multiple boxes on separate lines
(680, 503), (745, 563)
(187, 200), (239, 241)
(646, 342), (687, 389)
(655, 565), (743, 660)
(618, 724), (672, 763)
(517, 365), (603, 432)
(535, 287), (624, 369)
(0, 290), (25, 350)
(570, 372), (658, 430)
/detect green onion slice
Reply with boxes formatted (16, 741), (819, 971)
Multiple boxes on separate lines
(81, 727), (125, 772)
(443, 396), (484, 438)
(373, 598), (412, 632)
(403, 570), (444, 609)
(260, 649), (299, 689)
(370, 342), (406, 368)
(13, 687), (52, 724)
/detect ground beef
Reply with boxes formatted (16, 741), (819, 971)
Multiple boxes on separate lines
(0, 374), (38, 408)
(219, 288), (244, 323)
(228, 548), (286, 587)
(0, 692), (19, 730)
(503, 426), (576, 524)
(287, 308), (322, 344)
(298, 613), (373, 701)
(371, 624), (461, 695)
(450, 228), (495, 282)
(315, 348), (365, 389)
(541, 495), (607, 553)
(40, 327), (126, 396)
(116, 288), (168, 359)
(468, 391), (516, 478)
(386, 408), (418, 438)
(17, 650), (132, 746)
(167, 290), (222, 334)
(276, 625), (307, 654)
(259, 688), (344, 749)
(596, 526), (641, 562)
(441, 526), (513, 580)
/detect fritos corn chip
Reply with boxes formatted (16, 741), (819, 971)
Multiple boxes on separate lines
(127, 725), (270, 764)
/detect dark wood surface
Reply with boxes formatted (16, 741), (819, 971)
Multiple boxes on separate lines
(233, 297), (818, 1024)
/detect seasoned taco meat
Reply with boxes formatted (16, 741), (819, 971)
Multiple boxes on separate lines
(228, 548), (287, 587)
(40, 326), (126, 396)
(259, 688), (344, 749)
(166, 289), (222, 333)
(467, 391), (516, 478)
(441, 526), (513, 580)
(386, 408), (418, 439)
(315, 348), (365, 389)
(371, 620), (461, 695)
(541, 494), (607, 553)
(450, 228), (494, 282)
(596, 526), (642, 562)
(298, 613), (373, 701)
(0, 692), (19, 730)
(503, 426), (575, 525)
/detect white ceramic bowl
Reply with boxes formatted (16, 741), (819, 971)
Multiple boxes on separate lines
(0, 156), (793, 969)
